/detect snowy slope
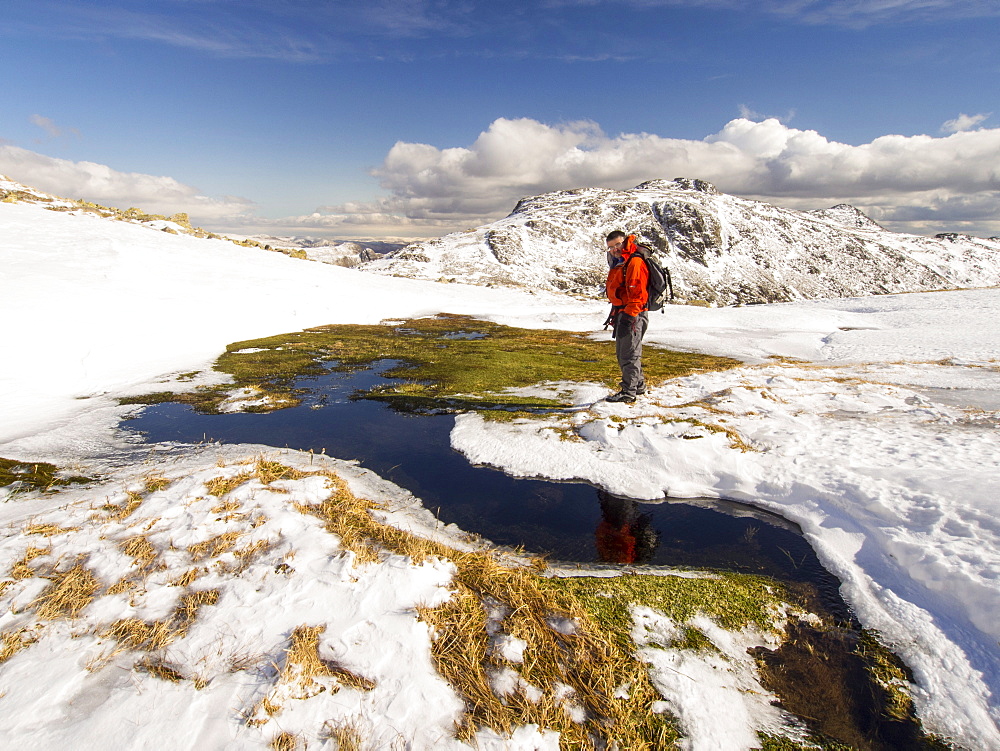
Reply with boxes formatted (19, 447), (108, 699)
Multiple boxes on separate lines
(362, 178), (1000, 304)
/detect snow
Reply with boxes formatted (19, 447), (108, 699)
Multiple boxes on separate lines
(2, 194), (1000, 748)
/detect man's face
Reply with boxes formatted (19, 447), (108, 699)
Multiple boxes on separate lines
(607, 237), (625, 258)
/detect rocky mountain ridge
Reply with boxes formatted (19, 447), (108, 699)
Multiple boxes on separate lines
(361, 178), (1000, 305)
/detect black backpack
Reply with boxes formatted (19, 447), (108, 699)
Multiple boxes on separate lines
(628, 244), (673, 312)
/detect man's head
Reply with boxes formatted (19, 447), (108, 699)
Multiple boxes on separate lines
(606, 231), (627, 258)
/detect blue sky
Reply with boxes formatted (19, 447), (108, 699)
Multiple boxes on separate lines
(1, 0), (998, 238)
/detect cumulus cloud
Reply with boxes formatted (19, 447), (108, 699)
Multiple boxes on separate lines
(941, 112), (991, 134)
(0, 145), (255, 223)
(322, 116), (1000, 236)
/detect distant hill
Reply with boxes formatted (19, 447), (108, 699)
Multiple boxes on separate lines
(0, 175), (404, 266)
(361, 178), (1000, 305)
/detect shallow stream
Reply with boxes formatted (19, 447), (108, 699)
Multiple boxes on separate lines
(124, 363), (848, 618)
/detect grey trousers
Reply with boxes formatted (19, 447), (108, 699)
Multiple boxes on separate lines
(613, 311), (648, 395)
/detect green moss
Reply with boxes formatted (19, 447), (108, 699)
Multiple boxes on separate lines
(156, 314), (740, 414)
(756, 733), (853, 750)
(0, 457), (93, 493)
(542, 571), (788, 652)
(672, 625), (717, 652)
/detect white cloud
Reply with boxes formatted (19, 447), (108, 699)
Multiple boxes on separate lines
(326, 116), (1000, 236)
(0, 145), (254, 223)
(30, 115), (71, 139)
(547, 0), (1000, 26)
(941, 112), (991, 134)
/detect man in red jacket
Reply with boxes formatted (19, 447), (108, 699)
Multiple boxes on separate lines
(604, 231), (649, 403)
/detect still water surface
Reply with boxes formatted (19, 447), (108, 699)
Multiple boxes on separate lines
(124, 364), (846, 615)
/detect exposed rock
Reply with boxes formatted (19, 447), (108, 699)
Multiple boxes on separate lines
(361, 179), (1000, 305)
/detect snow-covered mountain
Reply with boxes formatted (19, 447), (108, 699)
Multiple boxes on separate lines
(362, 178), (1000, 305)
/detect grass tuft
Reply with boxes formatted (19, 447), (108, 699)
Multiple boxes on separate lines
(269, 732), (301, 751)
(187, 532), (243, 561)
(25, 523), (79, 537)
(99, 490), (145, 521)
(0, 629), (39, 663)
(137, 656), (185, 682)
(205, 473), (252, 497)
(103, 589), (220, 651)
(33, 562), (100, 620)
(322, 722), (363, 750)
(8, 547), (49, 580)
(143, 475), (171, 493)
(121, 535), (159, 570)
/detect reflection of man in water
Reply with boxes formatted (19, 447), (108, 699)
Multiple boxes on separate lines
(595, 491), (660, 564)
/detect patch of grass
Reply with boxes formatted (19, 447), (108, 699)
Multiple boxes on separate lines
(187, 532), (243, 561)
(854, 630), (912, 721)
(121, 535), (159, 571)
(269, 732), (300, 751)
(25, 523), (80, 537)
(0, 457), (93, 493)
(294, 464), (677, 747)
(671, 625), (717, 652)
(546, 572), (788, 652)
(756, 733), (852, 750)
(137, 656), (185, 682)
(169, 568), (202, 587)
(205, 473), (252, 497)
(144, 475), (171, 493)
(0, 628), (39, 663)
(254, 458), (308, 485)
(32, 562), (100, 620)
(8, 547), (49, 580)
(126, 314), (740, 414)
(103, 589), (220, 651)
(322, 722), (363, 751)
(248, 624), (376, 727)
(99, 490), (145, 521)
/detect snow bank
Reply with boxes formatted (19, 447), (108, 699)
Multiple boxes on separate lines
(452, 290), (1000, 747)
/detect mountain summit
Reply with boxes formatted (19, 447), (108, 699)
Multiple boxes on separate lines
(363, 178), (1000, 305)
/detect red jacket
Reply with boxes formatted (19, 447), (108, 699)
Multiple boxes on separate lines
(605, 235), (649, 317)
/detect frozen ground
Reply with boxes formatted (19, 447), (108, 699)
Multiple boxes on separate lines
(1, 198), (998, 748)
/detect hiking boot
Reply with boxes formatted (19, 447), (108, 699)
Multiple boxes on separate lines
(605, 391), (636, 403)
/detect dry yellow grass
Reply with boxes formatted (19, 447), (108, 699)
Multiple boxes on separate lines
(285, 624), (376, 694)
(25, 523), (79, 537)
(99, 490), (145, 521)
(269, 731), (300, 751)
(137, 656), (185, 682)
(289, 463), (676, 748)
(107, 578), (137, 596)
(248, 623), (376, 726)
(143, 475), (171, 493)
(322, 722), (363, 751)
(33, 562), (100, 620)
(205, 473), (252, 497)
(255, 458), (308, 485)
(121, 535), (159, 570)
(187, 532), (243, 561)
(210, 498), (241, 514)
(169, 568), (201, 587)
(8, 546), (48, 580)
(0, 629), (39, 663)
(103, 589), (220, 651)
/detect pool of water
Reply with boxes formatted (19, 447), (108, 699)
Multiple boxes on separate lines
(123, 363), (848, 616)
